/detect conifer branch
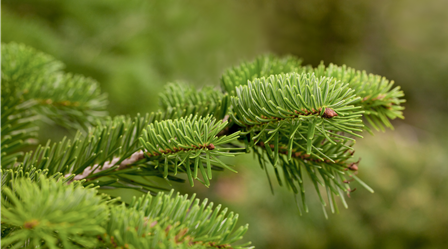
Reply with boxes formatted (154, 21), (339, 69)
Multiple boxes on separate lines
(230, 73), (363, 155)
(221, 54), (304, 95)
(1, 44), (406, 247)
(140, 115), (243, 187)
(1, 91), (39, 166)
(1, 43), (108, 130)
(159, 82), (230, 120)
(103, 190), (251, 248)
(1, 176), (109, 248)
(3, 113), (241, 190)
(308, 63), (406, 131)
(1, 177), (251, 249)
(220, 55), (404, 214)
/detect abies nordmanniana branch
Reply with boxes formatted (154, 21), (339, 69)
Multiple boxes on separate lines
(1, 43), (108, 130)
(222, 54), (405, 131)
(1, 43), (405, 248)
(159, 82), (229, 120)
(2, 176), (249, 249)
(2, 114), (241, 192)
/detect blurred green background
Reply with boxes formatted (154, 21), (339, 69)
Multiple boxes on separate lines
(3, 0), (448, 248)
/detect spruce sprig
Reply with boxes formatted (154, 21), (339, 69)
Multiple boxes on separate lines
(159, 82), (229, 120)
(1, 177), (251, 249)
(230, 73), (364, 156)
(140, 115), (243, 187)
(221, 54), (304, 95)
(309, 63), (405, 131)
(103, 190), (251, 249)
(1, 42), (108, 130)
(1, 93), (39, 166)
(219, 55), (404, 215)
(2, 114), (177, 192)
(0, 43), (407, 248)
(3, 114), (241, 191)
(1, 177), (109, 248)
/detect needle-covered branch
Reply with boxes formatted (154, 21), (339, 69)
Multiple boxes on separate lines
(221, 54), (304, 95)
(308, 63), (405, 131)
(220, 55), (404, 213)
(2, 113), (241, 191)
(103, 190), (251, 249)
(1, 88), (39, 166)
(140, 115), (243, 187)
(1, 177), (252, 249)
(1, 44), (406, 247)
(159, 82), (229, 120)
(1, 43), (108, 130)
(1, 177), (109, 248)
(230, 73), (363, 155)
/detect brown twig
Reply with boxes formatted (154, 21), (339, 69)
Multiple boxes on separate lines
(65, 151), (145, 181)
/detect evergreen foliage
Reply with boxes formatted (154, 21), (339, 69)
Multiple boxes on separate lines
(307, 63), (406, 131)
(159, 83), (229, 120)
(1, 44), (108, 130)
(140, 115), (243, 187)
(1, 43), (405, 248)
(221, 54), (304, 95)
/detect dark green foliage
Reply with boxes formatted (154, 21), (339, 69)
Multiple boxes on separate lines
(1, 43), (108, 130)
(159, 82), (230, 120)
(1, 176), (250, 249)
(220, 55), (404, 215)
(0, 43), (405, 247)
(309, 63), (405, 131)
(1, 95), (39, 166)
(1, 43), (63, 86)
(140, 115), (243, 187)
(1, 176), (109, 248)
(102, 190), (251, 249)
(230, 73), (363, 153)
(221, 54), (304, 95)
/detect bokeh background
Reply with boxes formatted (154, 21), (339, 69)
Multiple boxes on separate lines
(3, 0), (448, 248)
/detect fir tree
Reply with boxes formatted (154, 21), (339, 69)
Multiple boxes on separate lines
(1, 43), (405, 248)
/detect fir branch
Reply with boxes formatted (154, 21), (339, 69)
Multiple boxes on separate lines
(1, 43), (108, 130)
(308, 63), (406, 131)
(26, 73), (108, 130)
(2, 114), (167, 191)
(1, 43), (63, 86)
(1, 176), (109, 248)
(220, 56), (394, 206)
(3, 114), (241, 190)
(1, 89), (39, 166)
(221, 54), (304, 95)
(140, 115), (243, 187)
(102, 190), (252, 249)
(159, 82), (229, 120)
(230, 73), (364, 156)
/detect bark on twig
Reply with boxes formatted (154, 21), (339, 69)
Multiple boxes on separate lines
(66, 151), (145, 181)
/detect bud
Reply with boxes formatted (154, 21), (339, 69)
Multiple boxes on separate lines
(322, 108), (338, 118)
